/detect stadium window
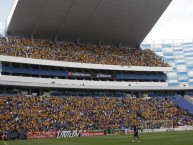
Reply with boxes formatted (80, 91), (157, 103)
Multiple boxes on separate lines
(154, 48), (162, 52)
(168, 83), (178, 86)
(176, 62), (185, 65)
(162, 44), (172, 48)
(179, 80), (188, 83)
(178, 72), (188, 76)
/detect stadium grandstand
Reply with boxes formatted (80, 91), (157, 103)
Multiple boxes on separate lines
(0, 0), (193, 142)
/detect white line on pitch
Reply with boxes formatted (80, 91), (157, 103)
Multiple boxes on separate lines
(3, 141), (8, 145)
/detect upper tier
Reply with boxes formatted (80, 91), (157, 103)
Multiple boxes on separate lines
(0, 37), (169, 67)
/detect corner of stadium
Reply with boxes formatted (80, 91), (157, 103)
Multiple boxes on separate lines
(0, 0), (193, 145)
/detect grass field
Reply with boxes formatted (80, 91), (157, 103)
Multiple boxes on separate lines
(1, 131), (193, 145)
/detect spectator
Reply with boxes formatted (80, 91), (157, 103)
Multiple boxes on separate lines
(0, 95), (192, 132)
(0, 36), (169, 67)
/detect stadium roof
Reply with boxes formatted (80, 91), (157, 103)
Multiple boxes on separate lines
(6, 0), (172, 47)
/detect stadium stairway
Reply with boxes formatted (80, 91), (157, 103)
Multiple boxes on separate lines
(172, 98), (193, 115)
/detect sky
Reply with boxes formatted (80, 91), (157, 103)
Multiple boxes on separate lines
(0, 0), (15, 34)
(0, 0), (193, 41)
(145, 0), (193, 41)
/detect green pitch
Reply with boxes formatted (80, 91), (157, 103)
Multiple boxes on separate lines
(1, 131), (193, 145)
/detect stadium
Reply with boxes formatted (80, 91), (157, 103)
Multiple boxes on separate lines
(0, 0), (193, 145)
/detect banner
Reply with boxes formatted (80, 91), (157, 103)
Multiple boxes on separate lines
(68, 72), (92, 78)
(80, 130), (104, 137)
(81, 132), (104, 137)
(26, 131), (56, 139)
(67, 72), (116, 79)
(125, 129), (134, 134)
(94, 73), (116, 79)
(26, 130), (105, 139)
(56, 131), (80, 138)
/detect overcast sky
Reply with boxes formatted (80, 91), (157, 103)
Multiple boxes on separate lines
(0, 0), (15, 34)
(0, 0), (193, 41)
(145, 0), (193, 41)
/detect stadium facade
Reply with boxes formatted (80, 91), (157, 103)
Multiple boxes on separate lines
(1, 1), (192, 97)
(0, 0), (178, 96)
(1, 0), (193, 97)
(141, 39), (193, 87)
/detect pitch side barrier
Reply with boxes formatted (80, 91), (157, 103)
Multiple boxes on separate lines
(143, 126), (193, 133)
(0, 132), (26, 140)
(26, 131), (57, 139)
(125, 126), (193, 134)
(26, 130), (105, 139)
(81, 130), (105, 137)
(56, 130), (105, 138)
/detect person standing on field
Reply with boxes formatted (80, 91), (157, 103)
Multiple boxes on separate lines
(132, 125), (140, 143)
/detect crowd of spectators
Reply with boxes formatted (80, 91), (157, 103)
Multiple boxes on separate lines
(0, 95), (192, 133)
(0, 36), (169, 67)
